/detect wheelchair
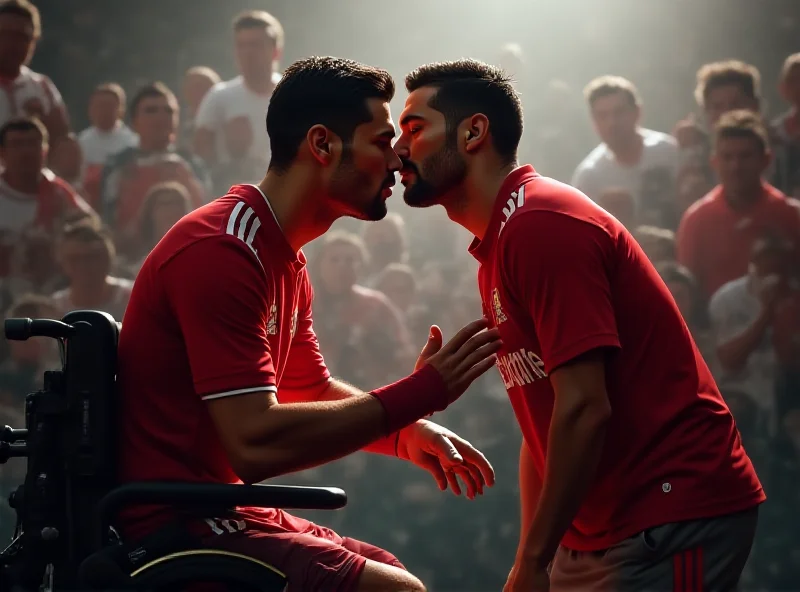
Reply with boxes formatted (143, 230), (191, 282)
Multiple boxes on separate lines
(0, 310), (348, 591)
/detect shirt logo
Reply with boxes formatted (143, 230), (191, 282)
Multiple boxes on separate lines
(499, 183), (526, 236)
(267, 303), (278, 335)
(290, 308), (298, 338)
(492, 288), (507, 325)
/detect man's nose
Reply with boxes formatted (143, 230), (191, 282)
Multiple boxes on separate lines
(388, 149), (402, 172)
(393, 134), (409, 158)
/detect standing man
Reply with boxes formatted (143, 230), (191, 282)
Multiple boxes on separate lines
(193, 10), (284, 191)
(118, 57), (500, 592)
(394, 59), (764, 591)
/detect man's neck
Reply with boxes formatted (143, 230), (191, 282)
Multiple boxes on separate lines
(609, 131), (644, 166)
(138, 139), (170, 153)
(724, 182), (763, 211)
(444, 161), (517, 241)
(242, 70), (275, 95)
(0, 65), (21, 81)
(1, 170), (40, 193)
(95, 120), (120, 134)
(70, 280), (111, 307)
(258, 167), (337, 253)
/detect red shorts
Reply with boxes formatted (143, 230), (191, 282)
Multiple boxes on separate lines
(194, 507), (405, 592)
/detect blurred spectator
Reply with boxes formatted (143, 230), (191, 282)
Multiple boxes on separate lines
(48, 132), (83, 192)
(709, 235), (793, 435)
(77, 83), (138, 205)
(100, 82), (208, 259)
(374, 263), (416, 315)
(362, 212), (408, 282)
(633, 225), (675, 264)
(656, 261), (714, 361)
(310, 231), (413, 389)
(675, 162), (714, 217)
(677, 110), (800, 299)
(572, 76), (678, 226)
(772, 53), (800, 196)
(681, 61), (764, 185)
(596, 187), (636, 228)
(0, 0), (69, 139)
(180, 66), (220, 150)
(130, 181), (192, 274)
(51, 221), (133, 321)
(695, 61), (761, 131)
(0, 117), (93, 279)
(193, 10), (283, 191)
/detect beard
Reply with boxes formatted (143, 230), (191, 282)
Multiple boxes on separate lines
(329, 146), (391, 222)
(402, 136), (467, 208)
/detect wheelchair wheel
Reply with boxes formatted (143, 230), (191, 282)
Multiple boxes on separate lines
(129, 548), (287, 591)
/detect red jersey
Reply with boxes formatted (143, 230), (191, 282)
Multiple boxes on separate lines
(471, 166), (764, 551)
(117, 184), (330, 539)
(677, 183), (800, 298)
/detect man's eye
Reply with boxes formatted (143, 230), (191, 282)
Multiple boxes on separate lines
(410, 127), (422, 136)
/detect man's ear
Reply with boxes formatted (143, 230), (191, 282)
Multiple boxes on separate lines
(306, 124), (339, 166)
(462, 113), (489, 154)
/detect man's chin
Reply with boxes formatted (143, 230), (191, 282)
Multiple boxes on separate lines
(402, 189), (438, 209)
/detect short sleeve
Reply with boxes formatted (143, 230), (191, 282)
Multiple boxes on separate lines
(499, 211), (621, 373)
(279, 270), (331, 398)
(194, 86), (223, 131)
(162, 237), (277, 399)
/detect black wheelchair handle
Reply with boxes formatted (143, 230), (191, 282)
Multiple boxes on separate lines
(1, 426), (27, 443)
(4, 317), (75, 341)
(0, 442), (27, 463)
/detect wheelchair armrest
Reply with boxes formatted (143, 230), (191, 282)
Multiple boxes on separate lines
(99, 482), (347, 526)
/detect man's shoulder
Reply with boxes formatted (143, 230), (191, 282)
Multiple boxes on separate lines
(206, 76), (245, 99)
(709, 276), (750, 312)
(641, 128), (678, 150)
(682, 187), (721, 221)
(574, 143), (610, 174)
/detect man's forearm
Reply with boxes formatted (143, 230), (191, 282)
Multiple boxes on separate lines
(316, 379), (406, 456)
(717, 309), (771, 372)
(519, 402), (610, 567)
(517, 441), (542, 549)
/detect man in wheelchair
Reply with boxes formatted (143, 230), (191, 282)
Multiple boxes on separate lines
(0, 57), (500, 592)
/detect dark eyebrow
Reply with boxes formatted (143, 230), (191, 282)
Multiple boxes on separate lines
(399, 114), (425, 127)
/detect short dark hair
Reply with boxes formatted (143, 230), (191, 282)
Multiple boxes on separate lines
(714, 109), (769, 153)
(128, 82), (176, 120)
(0, 116), (47, 146)
(405, 59), (522, 166)
(266, 56), (395, 173)
(233, 10), (284, 51)
(583, 75), (641, 109)
(0, 0), (41, 37)
(695, 60), (761, 108)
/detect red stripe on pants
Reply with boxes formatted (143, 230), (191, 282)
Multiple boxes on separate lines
(695, 547), (703, 592)
(673, 551), (683, 592)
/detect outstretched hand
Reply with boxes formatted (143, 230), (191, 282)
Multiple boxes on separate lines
(397, 420), (495, 499)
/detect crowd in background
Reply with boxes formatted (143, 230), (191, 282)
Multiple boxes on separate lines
(0, 0), (799, 589)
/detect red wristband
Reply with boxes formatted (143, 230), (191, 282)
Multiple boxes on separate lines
(370, 364), (448, 434)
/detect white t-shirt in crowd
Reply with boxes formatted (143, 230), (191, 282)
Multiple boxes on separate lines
(77, 123), (139, 166)
(194, 73), (281, 169)
(0, 66), (65, 128)
(52, 276), (135, 322)
(571, 128), (679, 213)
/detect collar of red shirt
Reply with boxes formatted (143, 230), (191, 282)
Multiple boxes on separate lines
(468, 164), (538, 263)
(709, 180), (786, 213)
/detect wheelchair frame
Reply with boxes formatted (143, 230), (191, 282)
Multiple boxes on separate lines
(0, 310), (347, 591)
